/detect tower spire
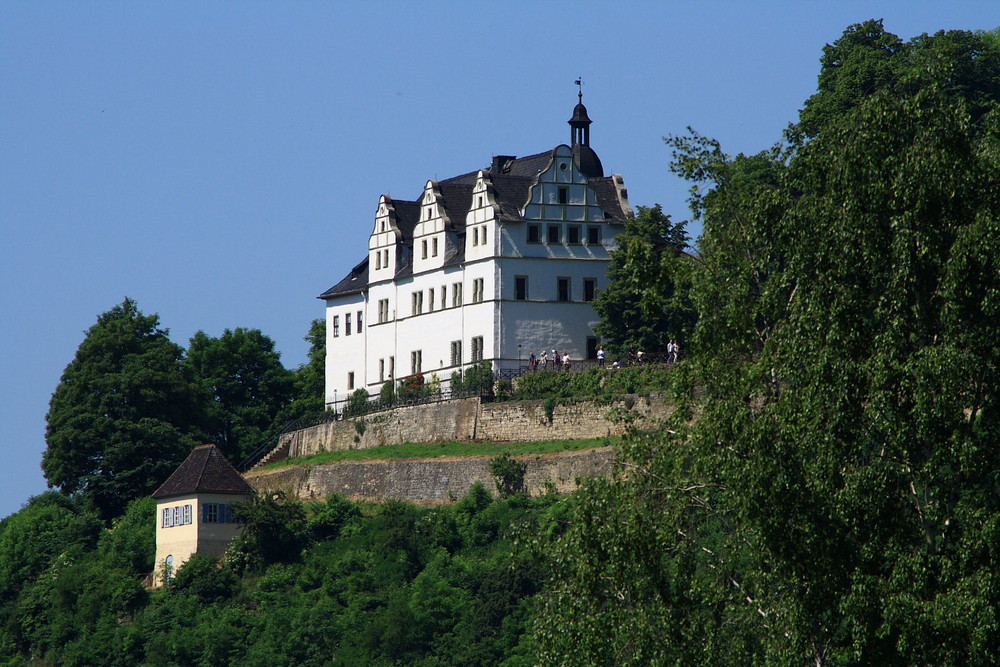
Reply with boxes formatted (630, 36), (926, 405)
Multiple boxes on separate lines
(568, 79), (592, 147)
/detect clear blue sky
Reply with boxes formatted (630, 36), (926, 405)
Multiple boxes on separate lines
(2, 2), (996, 518)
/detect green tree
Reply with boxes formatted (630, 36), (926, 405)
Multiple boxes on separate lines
(97, 496), (156, 574)
(283, 318), (327, 420)
(227, 493), (309, 573)
(593, 204), (697, 355)
(538, 22), (1000, 665)
(186, 327), (296, 463)
(0, 492), (102, 600)
(42, 299), (208, 518)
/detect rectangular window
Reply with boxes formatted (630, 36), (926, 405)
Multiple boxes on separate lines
(472, 228), (479, 246)
(558, 186), (568, 204)
(375, 252), (381, 270)
(412, 291), (423, 315)
(527, 224), (541, 244)
(584, 278), (596, 302)
(432, 237), (439, 256)
(479, 225), (488, 246)
(383, 249), (389, 269)
(411, 350), (422, 375)
(389, 356), (395, 379)
(428, 288), (434, 311)
(441, 286), (447, 309)
(453, 282), (463, 307)
(345, 313), (352, 336)
(567, 225), (581, 244)
(347, 371), (355, 390)
(379, 359), (385, 383)
(183, 504), (192, 525)
(332, 315), (340, 337)
(450, 340), (462, 367)
(558, 277), (570, 302)
(162, 507), (173, 528)
(203, 503), (218, 523)
(201, 503), (233, 524)
(378, 299), (390, 323)
(471, 336), (485, 362)
(473, 278), (484, 303)
(357, 310), (363, 333)
(515, 276), (528, 301)
(422, 239), (428, 259)
(587, 225), (601, 245)
(547, 224), (561, 244)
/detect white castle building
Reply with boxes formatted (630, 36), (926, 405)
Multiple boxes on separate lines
(320, 96), (632, 406)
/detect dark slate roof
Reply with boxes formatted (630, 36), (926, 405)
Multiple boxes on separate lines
(589, 176), (630, 222)
(438, 182), (474, 232)
(318, 256), (370, 299)
(152, 444), (255, 499)
(319, 140), (630, 299)
(392, 200), (420, 238)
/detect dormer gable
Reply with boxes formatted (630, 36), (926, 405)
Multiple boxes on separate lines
(522, 144), (605, 223)
(412, 181), (453, 271)
(417, 180), (452, 230)
(369, 194), (412, 279)
(466, 171), (499, 258)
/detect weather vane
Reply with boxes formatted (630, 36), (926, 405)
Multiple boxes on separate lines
(574, 78), (583, 103)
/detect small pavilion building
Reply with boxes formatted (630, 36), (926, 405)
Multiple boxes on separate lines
(151, 444), (255, 586)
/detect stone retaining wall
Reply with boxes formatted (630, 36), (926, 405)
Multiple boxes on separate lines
(275, 393), (670, 463)
(245, 447), (616, 505)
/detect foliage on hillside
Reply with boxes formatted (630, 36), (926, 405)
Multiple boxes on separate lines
(42, 302), (324, 518)
(537, 20), (1000, 665)
(0, 487), (560, 666)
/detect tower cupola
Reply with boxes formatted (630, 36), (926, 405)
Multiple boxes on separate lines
(567, 82), (603, 178)
(568, 86), (592, 147)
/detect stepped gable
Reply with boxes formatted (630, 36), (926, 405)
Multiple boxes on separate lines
(318, 101), (629, 298)
(153, 444), (255, 499)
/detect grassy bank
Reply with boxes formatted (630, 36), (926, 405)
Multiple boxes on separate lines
(259, 436), (618, 470)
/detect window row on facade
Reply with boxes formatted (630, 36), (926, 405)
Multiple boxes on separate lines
(160, 502), (235, 528)
(526, 222), (602, 245)
(515, 275), (597, 302)
(332, 310), (364, 337)
(337, 274), (599, 338)
(349, 333), (488, 389)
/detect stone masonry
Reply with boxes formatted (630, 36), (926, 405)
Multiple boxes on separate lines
(244, 392), (670, 504)
(245, 447), (617, 505)
(263, 393), (671, 465)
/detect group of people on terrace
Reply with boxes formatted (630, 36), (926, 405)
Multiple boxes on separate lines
(528, 349), (573, 371)
(524, 339), (682, 372)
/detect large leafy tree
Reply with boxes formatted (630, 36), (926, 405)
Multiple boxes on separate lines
(280, 317), (327, 421)
(593, 204), (697, 355)
(42, 299), (208, 518)
(186, 327), (296, 463)
(537, 22), (1000, 665)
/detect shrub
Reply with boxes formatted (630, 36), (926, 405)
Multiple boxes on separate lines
(513, 369), (573, 400)
(397, 373), (426, 402)
(458, 362), (493, 395)
(489, 453), (527, 498)
(344, 388), (371, 418)
(379, 380), (395, 407)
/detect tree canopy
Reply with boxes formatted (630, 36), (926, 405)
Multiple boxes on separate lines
(593, 204), (697, 356)
(186, 327), (296, 462)
(42, 299), (209, 518)
(543, 21), (1000, 664)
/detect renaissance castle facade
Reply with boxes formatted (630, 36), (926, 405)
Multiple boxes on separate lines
(320, 96), (632, 405)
